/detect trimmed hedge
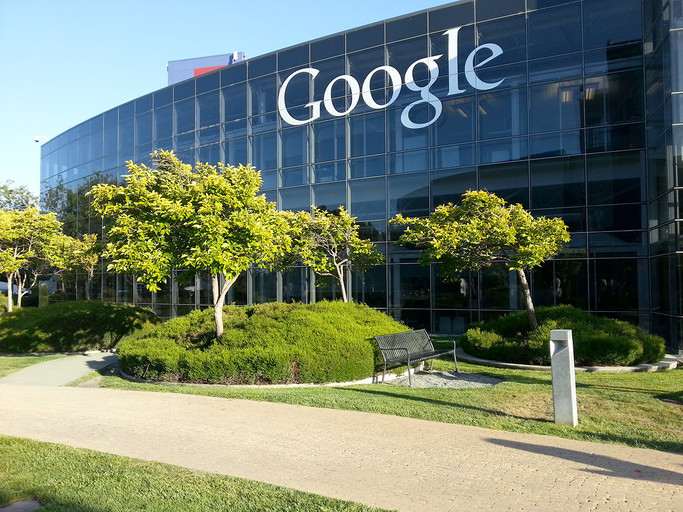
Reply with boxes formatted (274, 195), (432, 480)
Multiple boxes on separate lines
(118, 301), (409, 384)
(0, 301), (159, 353)
(460, 306), (666, 366)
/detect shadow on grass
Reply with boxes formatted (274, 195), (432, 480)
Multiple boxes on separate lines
(487, 438), (683, 481)
(338, 385), (552, 423)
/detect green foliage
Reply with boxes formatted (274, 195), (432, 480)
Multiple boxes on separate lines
(0, 180), (38, 211)
(284, 208), (385, 302)
(460, 306), (666, 366)
(118, 301), (408, 384)
(0, 301), (159, 353)
(88, 150), (289, 337)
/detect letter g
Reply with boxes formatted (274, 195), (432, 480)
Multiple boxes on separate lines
(278, 68), (322, 126)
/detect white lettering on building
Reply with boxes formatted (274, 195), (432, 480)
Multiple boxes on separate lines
(277, 26), (505, 129)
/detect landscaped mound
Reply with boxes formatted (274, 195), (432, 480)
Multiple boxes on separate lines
(0, 301), (159, 353)
(118, 301), (409, 384)
(460, 306), (666, 366)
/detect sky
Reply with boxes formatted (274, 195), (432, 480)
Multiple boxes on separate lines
(0, 0), (450, 197)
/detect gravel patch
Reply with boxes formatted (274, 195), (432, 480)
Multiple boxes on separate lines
(386, 370), (502, 388)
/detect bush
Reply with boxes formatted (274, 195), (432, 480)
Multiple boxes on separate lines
(118, 301), (409, 384)
(0, 301), (160, 353)
(460, 306), (666, 366)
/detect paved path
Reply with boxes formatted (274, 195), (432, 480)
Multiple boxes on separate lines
(0, 383), (680, 512)
(0, 352), (117, 387)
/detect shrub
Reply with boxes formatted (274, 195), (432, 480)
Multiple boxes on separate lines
(460, 306), (666, 366)
(0, 301), (159, 353)
(118, 301), (409, 384)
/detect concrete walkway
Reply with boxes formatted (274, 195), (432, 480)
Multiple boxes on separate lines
(0, 352), (117, 387)
(0, 377), (681, 511)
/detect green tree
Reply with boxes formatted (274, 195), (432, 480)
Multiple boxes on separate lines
(0, 181), (38, 211)
(88, 150), (288, 338)
(287, 207), (384, 303)
(0, 207), (65, 311)
(48, 233), (101, 300)
(391, 190), (570, 330)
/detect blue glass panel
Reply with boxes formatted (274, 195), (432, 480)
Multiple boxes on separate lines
(313, 182), (346, 212)
(175, 98), (195, 134)
(248, 54), (276, 79)
(349, 155), (386, 178)
(174, 80), (194, 102)
(154, 105), (173, 140)
(388, 173), (429, 217)
(529, 53), (582, 84)
(346, 24), (384, 52)
(221, 63), (246, 86)
(530, 130), (583, 158)
(223, 138), (247, 166)
(388, 150), (430, 174)
(313, 119), (345, 162)
(430, 167), (476, 207)
(279, 166), (308, 187)
(530, 80), (583, 133)
(278, 45), (309, 70)
(154, 88), (173, 108)
(250, 132), (277, 170)
(223, 83), (247, 122)
(135, 94), (153, 114)
(531, 156), (585, 209)
(135, 112), (152, 146)
(432, 143), (475, 169)
(196, 71), (220, 94)
(313, 161), (346, 183)
(584, 0), (642, 50)
(279, 186), (310, 212)
(198, 126), (220, 146)
(350, 177), (386, 220)
(527, 3), (582, 59)
(479, 161), (529, 207)
(478, 136), (528, 164)
(198, 91), (220, 128)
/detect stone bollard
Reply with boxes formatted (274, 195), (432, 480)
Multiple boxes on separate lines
(549, 329), (578, 427)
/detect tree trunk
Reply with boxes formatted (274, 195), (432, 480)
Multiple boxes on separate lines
(85, 275), (92, 301)
(211, 274), (238, 339)
(517, 268), (538, 330)
(335, 263), (348, 302)
(5, 273), (13, 313)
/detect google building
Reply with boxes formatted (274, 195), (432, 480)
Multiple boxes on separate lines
(39, 0), (683, 354)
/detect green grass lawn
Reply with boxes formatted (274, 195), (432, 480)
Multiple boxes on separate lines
(0, 436), (389, 512)
(0, 354), (66, 378)
(94, 360), (683, 453)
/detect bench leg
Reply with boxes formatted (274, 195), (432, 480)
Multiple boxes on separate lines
(454, 351), (459, 373)
(407, 358), (413, 387)
(382, 362), (387, 384)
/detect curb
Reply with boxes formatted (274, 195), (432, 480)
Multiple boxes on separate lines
(455, 348), (680, 373)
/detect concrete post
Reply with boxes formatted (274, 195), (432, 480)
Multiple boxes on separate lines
(549, 329), (578, 427)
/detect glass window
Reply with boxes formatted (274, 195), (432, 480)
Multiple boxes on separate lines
(279, 186), (309, 212)
(282, 267), (309, 304)
(154, 105), (173, 140)
(250, 112), (277, 134)
(278, 45), (309, 71)
(118, 117), (134, 150)
(313, 182), (346, 212)
(350, 155), (385, 179)
(584, 43), (642, 76)
(433, 265), (477, 309)
(311, 56), (346, 102)
(529, 53), (583, 84)
(135, 94), (153, 114)
(480, 265), (514, 309)
(224, 118), (247, 139)
(531, 156), (585, 209)
(387, 13), (426, 42)
(479, 161), (529, 207)
(135, 113), (152, 146)
(431, 167), (476, 207)
(119, 101), (134, 120)
(584, 0), (643, 50)
(350, 112), (385, 157)
(313, 161), (346, 183)
(175, 132), (195, 151)
(532, 207), (586, 232)
(432, 144), (475, 169)
(198, 126), (220, 146)
(223, 83), (247, 122)
(387, 37), (428, 80)
(350, 177), (386, 220)
(313, 119), (345, 163)
(478, 137), (528, 164)
(279, 166), (308, 188)
(433, 96), (475, 146)
(388, 108), (429, 153)
(476, 0), (524, 21)
(311, 34), (344, 61)
(352, 265), (386, 308)
(388, 173), (429, 217)
(389, 264), (430, 308)
(584, 71), (644, 127)
(476, 15), (527, 66)
(587, 151), (645, 205)
(478, 88), (527, 140)
(388, 150), (429, 174)
(346, 24), (384, 52)
(348, 47), (386, 90)
(281, 127), (308, 168)
(249, 132), (277, 171)
(196, 71), (219, 94)
(154, 88), (173, 108)
(429, 3), (474, 31)
(221, 63), (246, 86)
(173, 81), (194, 102)
(588, 204), (645, 232)
(251, 268), (277, 303)
(530, 130), (583, 158)
(198, 144), (220, 164)
(249, 75), (277, 116)
(175, 98), (195, 134)
(527, 3), (582, 60)
(586, 123), (645, 153)
(248, 55), (276, 79)
(357, 220), (387, 241)
(530, 81), (583, 133)
(198, 91), (220, 128)
(223, 138), (247, 166)
(591, 258), (648, 311)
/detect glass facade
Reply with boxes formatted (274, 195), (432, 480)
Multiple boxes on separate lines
(40, 0), (683, 354)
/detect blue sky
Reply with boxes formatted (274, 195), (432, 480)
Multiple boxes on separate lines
(0, 0), (449, 196)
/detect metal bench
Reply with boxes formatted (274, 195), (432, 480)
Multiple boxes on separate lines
(374, 329), (459, 387)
